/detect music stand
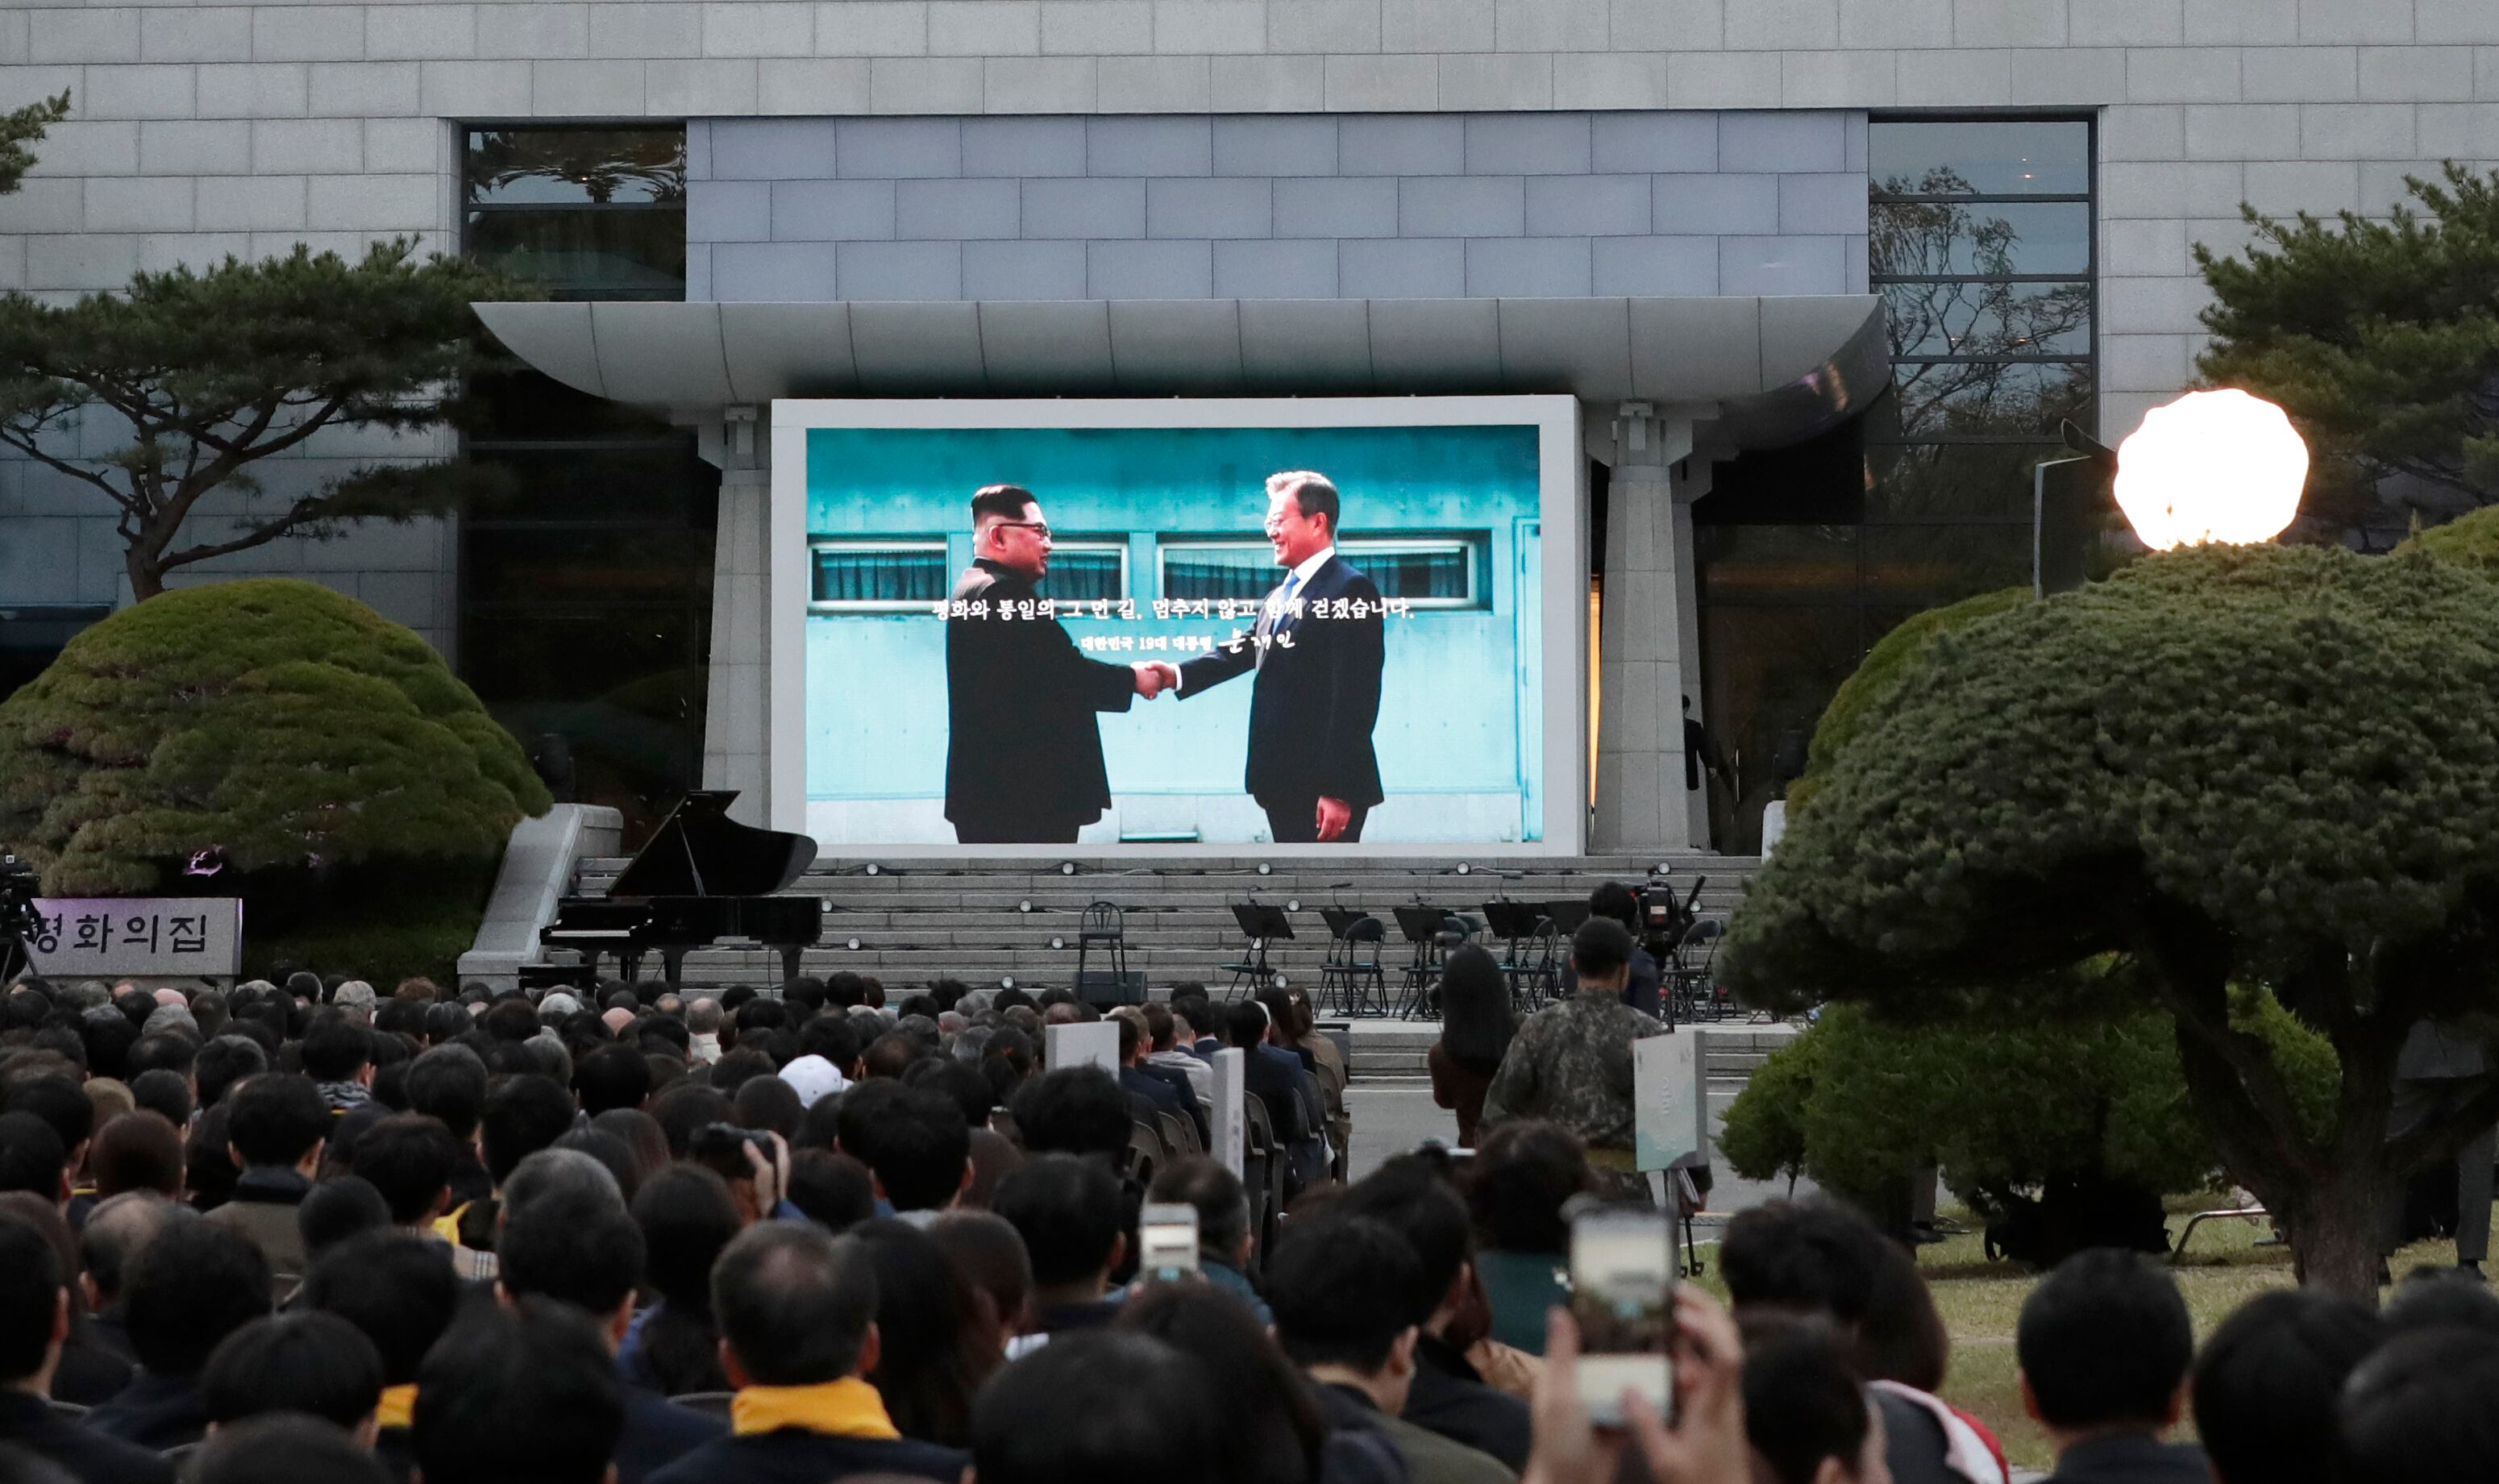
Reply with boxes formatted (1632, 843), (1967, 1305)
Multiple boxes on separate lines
(1393, 905), (1450, 1019)
(1543, 899), (1591, 935)
(1224, 902), (1295, 999)
(1482, 900), (1546, 1008)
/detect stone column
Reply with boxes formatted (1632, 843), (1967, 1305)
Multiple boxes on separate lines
(1590, 406), (1703, 854)
(701, 408), (772, 828)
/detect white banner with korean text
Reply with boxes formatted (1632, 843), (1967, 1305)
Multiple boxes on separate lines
(27, 899), (243, 978)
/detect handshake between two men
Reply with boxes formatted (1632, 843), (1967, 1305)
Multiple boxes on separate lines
(1124, 659), (1356, 842)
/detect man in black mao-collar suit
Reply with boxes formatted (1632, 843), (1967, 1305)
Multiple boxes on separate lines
(1150, 471), (1386, 844)
(944, 484), (1164, 844)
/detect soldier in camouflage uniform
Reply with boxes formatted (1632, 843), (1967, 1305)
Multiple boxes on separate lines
(1477, 917), (1665, 1202)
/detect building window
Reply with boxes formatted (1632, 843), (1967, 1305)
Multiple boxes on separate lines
(1686, 114), (2098, 853)
(810, 542), (950, 610)
(0, 604), (110, 705)
(1043, 543), (1129, 605)
(464, 127), (688, 301)
(459, 125), (716, 846)
(1159, 538), (1482, 607)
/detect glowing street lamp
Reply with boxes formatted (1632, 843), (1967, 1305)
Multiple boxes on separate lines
(2111, 389), (2309, 550)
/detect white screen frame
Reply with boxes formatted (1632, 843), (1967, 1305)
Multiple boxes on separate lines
(768, 395), (1586, 858)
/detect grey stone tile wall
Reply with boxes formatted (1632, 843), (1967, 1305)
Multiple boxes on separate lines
(688, 108), (1869, 301)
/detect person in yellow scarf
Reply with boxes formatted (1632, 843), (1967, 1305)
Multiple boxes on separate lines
(645, 1223), (965, 1484)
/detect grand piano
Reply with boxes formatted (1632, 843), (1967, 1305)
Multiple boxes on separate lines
(537, 791), (824, 987)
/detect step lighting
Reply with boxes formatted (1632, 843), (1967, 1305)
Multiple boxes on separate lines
(846, 937), (861, 951)
(1061, 861), (1078, 875)
(1019, 899), (1033, 912)
(1258, 863), (1271, 875)
(1050, 936), (1065, 950)
(1000, 976), (1016, 989)
(865, 863), (879, 876)
(1287, 900), (1301, 912)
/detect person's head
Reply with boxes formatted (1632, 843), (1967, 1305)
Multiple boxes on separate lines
(1853, 1232), (1949, 1392)
(403, 1045), (488, 1141)
(862, 1033), (921, 1082)
(973, 483), (1052, 578)
(2383, 1265), (2499, 1336)
(866, 1086), (973, 1213)
(2189, 1288), (2384, 1484)
(413, 1301), (624, 1484)
(79, 1190), (179, 1308)
(633, 1164), (743, 1313)
(0, 1216), (64, 1388)
(0, 1115), (65, 1202)
(195, 1036), (269, 1112)
(786, 1148), (879, 1232)
(1740, 1314), (1886, 1484)
(1589, 879), (1642, 933)
(1466, 1119), (1586, 1254)
(226, 1072), (328, 1173)
(200, 1311), (384, 1433)
(1008, 1067), (1131, 1160)
(6, 1075), (94, 1165)
(711, 1220), (880, 1386)
(1117, 1282), (1327, 1484)
(731, 1071), (803, 1140)
(1266, 1215), (1421, 1403)
(300, 1012), (372, 1084)
(687, 997), (724, 1036)
(992, 1154), (1125, 1295)
(500, 1147), (626, 1227)
(124, 1217), (273, 1377)
(497, 1195), (646, 1342)
(1333, 1158), (1472, 1332)
(1147, 1156), (1253, 1270)
(849, 1218), (992, 1445)
(347, 1114), (460, 1226)
(907, 1056), (996, 1129)
(1434, 946), (1515, 1075)
(480, 1075), (575, 1187)
(1264, 470), (1340, 567)
(193, 1412), (391, 1484)
(2339, 1327), (2499, 1484)
(929, 1210), (1033, 1352)
(1720, 1198), (1889, 1328)
(574, 1042), (651, 1117)
(297, 1176), (392, 1263)
(1224, 1000), (1270, 1052)
(302, 1231), (459, 1387)
(128, 1068), (193, 1130)
(591, 1108), (671, 1187)
(972, 1330), (1216, 1484)
(651, 1081), (734, 1159)
(1567, 917), (1634, 991)
(2015, 1248), (2192, 1440)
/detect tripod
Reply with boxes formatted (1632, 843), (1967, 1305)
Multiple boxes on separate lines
(0, 852), (43, 987)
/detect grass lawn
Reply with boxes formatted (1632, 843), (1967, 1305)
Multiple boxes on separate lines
(1703, 1196), (2491, 1474)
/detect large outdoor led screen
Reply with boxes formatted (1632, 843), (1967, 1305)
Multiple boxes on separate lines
(768, 397), (1583, 854)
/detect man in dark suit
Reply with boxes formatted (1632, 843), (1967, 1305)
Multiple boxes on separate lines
(1150, 471), (1385, 844)
(945, 484), (1162, 844)
(1113, 1011), (1209, 1149)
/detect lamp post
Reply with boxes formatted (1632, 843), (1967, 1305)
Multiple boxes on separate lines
(2110, 389), (2309, 551)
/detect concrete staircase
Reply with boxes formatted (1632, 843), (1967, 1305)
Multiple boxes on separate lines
(562, 852), (1757, 1004)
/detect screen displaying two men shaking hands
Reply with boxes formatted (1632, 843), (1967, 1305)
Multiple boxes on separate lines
(942, 469), (1384, 846)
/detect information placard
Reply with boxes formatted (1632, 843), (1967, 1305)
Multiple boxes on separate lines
(1212, 1047), (1246, 1179)
(26, 899), (243, 979)
(1633, 1031), (1706, 1173)
(1044, 1021), (1121, 1075)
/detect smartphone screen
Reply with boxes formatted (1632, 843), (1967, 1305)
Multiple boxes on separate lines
(1570, 1206), (1674, 1426)
(1138, 1202), (1200, 1282)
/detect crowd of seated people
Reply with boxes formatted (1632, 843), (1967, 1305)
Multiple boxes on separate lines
(0, 966), (2491, 1484)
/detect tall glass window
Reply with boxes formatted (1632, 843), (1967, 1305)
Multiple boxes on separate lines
(460, 126), (717, 845)
(1690, 114), (2097, 852)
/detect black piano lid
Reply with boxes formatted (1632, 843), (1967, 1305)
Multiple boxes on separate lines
(610, 791), (819, 899)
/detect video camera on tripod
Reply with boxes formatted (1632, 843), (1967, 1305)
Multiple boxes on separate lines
(1635, 871), (1707, 966)
(1, 850), (44, 987)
